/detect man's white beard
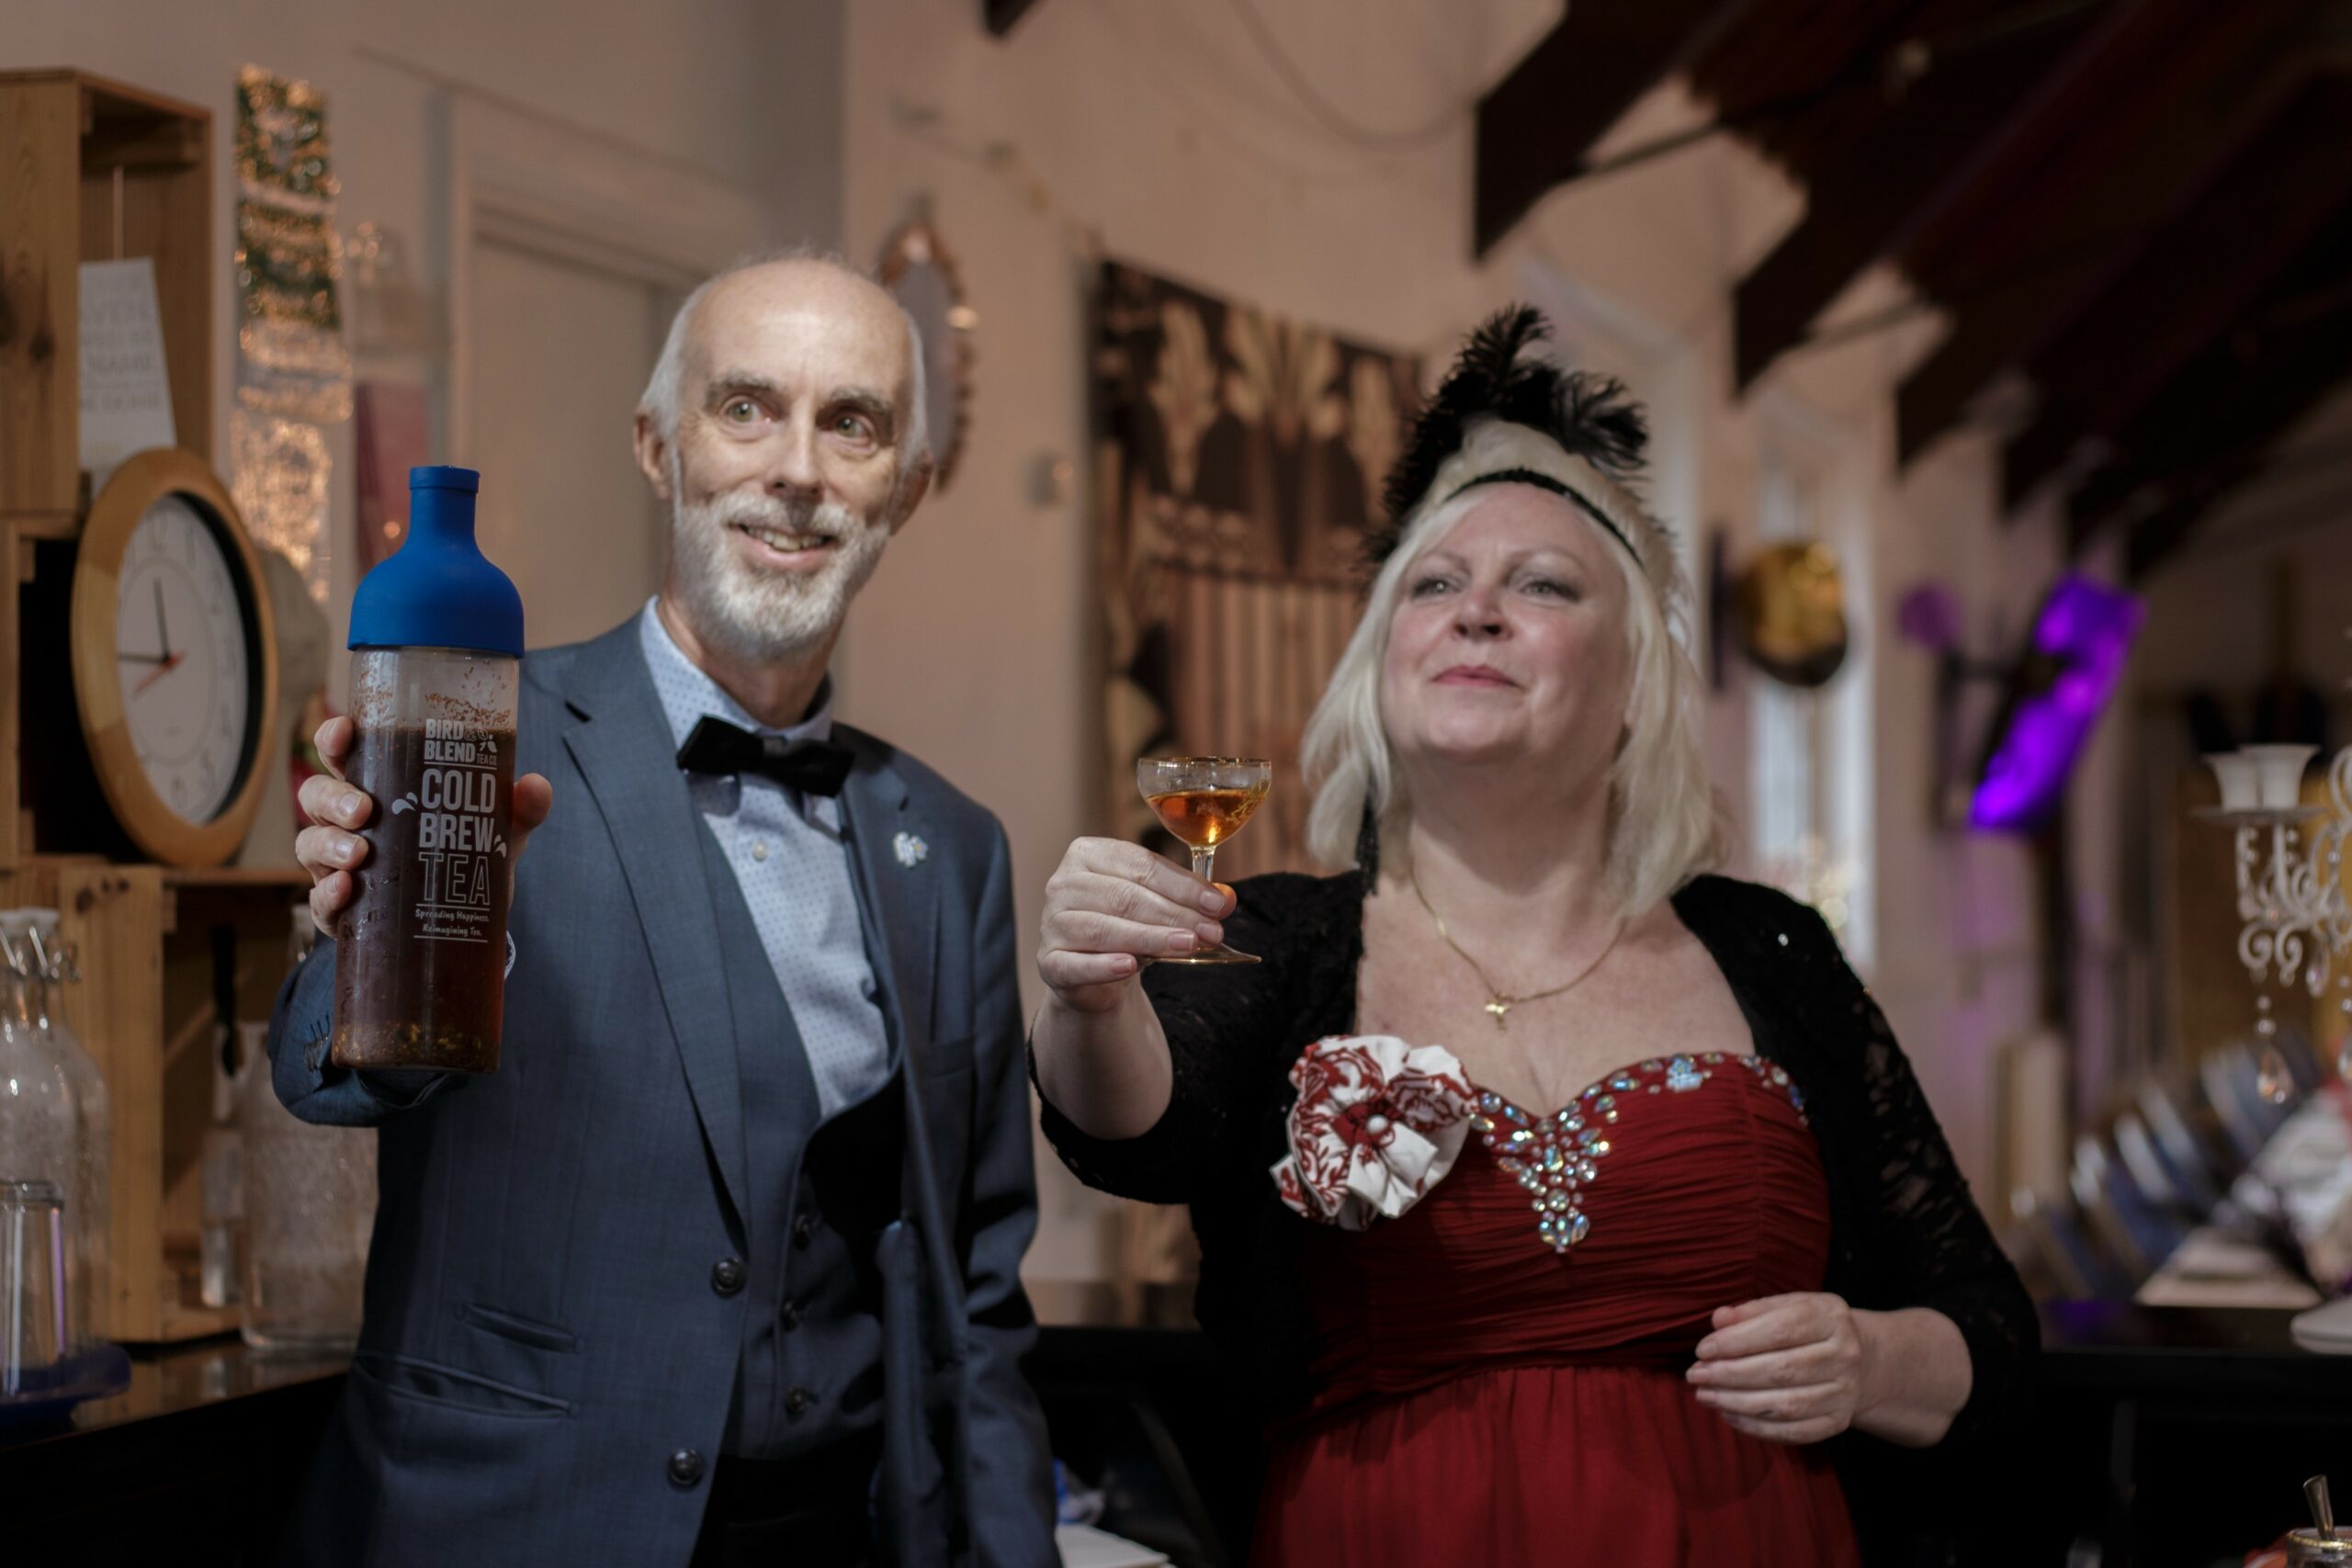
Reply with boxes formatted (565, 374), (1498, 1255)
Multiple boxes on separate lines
(666, 466), (891, 665)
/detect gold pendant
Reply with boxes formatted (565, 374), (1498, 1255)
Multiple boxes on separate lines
(1485, 998), (1512, 1028)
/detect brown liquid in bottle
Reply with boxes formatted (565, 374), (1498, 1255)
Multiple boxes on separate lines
(330, 717), (515, 1073)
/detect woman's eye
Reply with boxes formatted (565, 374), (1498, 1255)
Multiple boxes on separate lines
(1409, 575), (1453, 598)
(1523, 578), (1569, 597)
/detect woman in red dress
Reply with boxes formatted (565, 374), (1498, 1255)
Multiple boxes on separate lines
(1032, 310), (2036, 1565)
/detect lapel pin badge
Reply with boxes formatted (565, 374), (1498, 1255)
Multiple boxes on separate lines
(893, 831), (929, 868)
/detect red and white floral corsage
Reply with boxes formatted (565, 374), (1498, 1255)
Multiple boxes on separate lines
(1272, 1035), (1477, 1231)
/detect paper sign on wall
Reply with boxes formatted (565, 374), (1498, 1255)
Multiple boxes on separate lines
(79, 257), (177, 490)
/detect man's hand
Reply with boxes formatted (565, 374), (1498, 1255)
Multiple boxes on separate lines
(295, 716), (555, 934)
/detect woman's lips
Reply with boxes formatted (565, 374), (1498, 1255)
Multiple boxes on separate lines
(1433, 665), (1517, 687)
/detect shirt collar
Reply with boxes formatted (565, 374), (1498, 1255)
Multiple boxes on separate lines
(638, 598), (836, 752)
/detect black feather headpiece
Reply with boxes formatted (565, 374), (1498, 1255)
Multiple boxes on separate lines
(1368, 306), (1655, 568)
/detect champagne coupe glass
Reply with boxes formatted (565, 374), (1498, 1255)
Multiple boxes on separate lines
(1136, 756), (1272, 966)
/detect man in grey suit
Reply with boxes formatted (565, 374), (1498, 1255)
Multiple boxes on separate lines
(269, 254), (1055, 1566)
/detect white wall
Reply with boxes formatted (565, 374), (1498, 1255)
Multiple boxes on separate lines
(835, 0), (2073, 1275)
(17, 0), (2100, 1278)
(9, 0), (842, 662)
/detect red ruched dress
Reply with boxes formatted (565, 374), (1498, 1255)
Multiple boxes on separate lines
(1253, 1051), (1863, 1567)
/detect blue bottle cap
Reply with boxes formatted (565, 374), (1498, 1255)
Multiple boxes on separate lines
(348, 466), (525, 657)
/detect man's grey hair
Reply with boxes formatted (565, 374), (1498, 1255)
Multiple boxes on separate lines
(638, 243), (930, 479)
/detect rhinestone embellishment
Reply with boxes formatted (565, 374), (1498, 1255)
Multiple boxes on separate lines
(1472, 1055), (1806, 1256)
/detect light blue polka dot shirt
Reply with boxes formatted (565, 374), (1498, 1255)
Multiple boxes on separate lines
(638, 601), (890, 1120)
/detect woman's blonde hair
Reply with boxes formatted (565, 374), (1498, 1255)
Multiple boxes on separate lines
(1300, 482), (1724, 917)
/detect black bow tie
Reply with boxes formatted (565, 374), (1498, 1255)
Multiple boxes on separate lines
(674, 716), (854, 796)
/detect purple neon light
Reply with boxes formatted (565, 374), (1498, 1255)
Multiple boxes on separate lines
(1969, 574), (2143, 832)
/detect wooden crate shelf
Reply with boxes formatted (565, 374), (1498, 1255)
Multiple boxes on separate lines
(0, 863), (312, 1343)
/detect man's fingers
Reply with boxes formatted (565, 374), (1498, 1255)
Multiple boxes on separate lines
(309, 870), (353, 929)
(299, 774), (374, 830)
(296, 824), (369, 879)
(313, 715), (355, 782)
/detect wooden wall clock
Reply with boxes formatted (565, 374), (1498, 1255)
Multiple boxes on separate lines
(69, 447), (278, 867)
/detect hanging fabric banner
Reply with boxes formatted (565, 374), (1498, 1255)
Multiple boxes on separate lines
(1093, 261), (1419, 878)
(232, 66), (352, 602)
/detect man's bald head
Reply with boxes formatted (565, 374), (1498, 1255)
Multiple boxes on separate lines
(638, 246), (929, 479)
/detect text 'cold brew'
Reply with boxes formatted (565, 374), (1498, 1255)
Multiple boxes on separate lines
(331, 466), (524, 1074)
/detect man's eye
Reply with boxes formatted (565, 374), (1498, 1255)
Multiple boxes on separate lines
(723, 399), (760, 423)
(832, 413), (874, 439)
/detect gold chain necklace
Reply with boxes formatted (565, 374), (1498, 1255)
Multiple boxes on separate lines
(1408, 867), (1625, 1030)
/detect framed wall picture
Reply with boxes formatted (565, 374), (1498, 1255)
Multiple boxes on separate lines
(877, 215), (975, 491)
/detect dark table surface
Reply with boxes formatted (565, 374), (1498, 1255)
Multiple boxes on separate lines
(7, 1292), (2348, 1568)
(6, 1291), (2340, 1452)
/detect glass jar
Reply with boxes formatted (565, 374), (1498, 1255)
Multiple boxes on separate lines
(235, 1021), (376, 1352)
(0, 941), (80, 1349)
(2, 912), (110, 1339)
(2292, 1531), (2352, 1565)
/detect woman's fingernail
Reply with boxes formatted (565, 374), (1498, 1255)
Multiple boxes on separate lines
(1195, 922), (1223, 944)
(1198, 889), (1227, 913)
(1113, 955), (1137, 975)
(1168, 931), (1196, 954)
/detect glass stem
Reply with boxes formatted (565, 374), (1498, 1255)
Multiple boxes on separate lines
(1191, 846), (1216, 884)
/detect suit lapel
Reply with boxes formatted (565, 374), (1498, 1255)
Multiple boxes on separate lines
(836, 732), (938, 1077)
(559, 626), (751, 1225)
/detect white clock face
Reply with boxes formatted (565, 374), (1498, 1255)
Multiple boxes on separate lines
(115, 494), (253, 823)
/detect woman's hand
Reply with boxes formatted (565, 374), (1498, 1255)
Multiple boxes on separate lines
(1036, 837), (1232, 1014)
(1686, 1292), (1875, 1445)
(1689, 1295), (1973, 1448)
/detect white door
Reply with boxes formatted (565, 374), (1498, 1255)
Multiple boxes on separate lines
(469, 238), (679, 649)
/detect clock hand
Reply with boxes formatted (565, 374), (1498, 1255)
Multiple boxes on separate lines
(132, 651), (186, 697)
(153, 581), (172, 660)
(117, 649), (172, 665)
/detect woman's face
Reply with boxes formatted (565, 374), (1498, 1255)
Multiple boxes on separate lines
(1379, 485), (1634, 791)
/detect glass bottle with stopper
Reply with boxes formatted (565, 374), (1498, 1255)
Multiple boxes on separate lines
(332, 466), (525, 1074)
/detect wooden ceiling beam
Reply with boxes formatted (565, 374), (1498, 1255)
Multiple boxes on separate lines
(1894, 2), (2314, 463)
(2001, 84), (2352, 511)
(1729, 0), (2141, 390)
(2068, 210), (2352, 571)
(1473, 0), (1753, 257)
(982, 0), (1043, 39)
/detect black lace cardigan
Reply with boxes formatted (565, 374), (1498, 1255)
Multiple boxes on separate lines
(1035, 870), (2039, 1541)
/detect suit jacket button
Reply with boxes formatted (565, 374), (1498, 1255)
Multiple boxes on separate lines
(779, 1300), (802, 1332)
(793, 1211), (818, 1249)
(710, 1257), (746, 1296)
(785, 1387), (813, 1417)
(668, 1449), (706, 1487)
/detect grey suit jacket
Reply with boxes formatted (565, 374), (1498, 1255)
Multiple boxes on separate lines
(265, 620), (1055, 1567)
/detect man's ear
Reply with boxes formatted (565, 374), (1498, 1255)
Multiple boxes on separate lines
(634, 412), (673, 499)
(888, 454), (935, 533)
